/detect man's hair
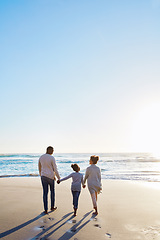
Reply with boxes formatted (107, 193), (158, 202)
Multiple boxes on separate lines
(46, 146), (54, 154)
(90, 155), (99, 164)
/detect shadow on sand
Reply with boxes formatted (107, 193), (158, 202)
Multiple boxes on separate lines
(0, 212), (72, 239)
(0, 211), (95, 240)
(0, 212), (44, 239)
(31, 211), (93, 240)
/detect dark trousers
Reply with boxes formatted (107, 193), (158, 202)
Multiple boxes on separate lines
(72, 191), (80, 209)
(41, 176), (55, 211)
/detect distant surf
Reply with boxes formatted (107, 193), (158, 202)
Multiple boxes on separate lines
(0, 153), (160, 182)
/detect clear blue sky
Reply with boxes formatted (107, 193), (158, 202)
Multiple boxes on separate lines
(0, 0), (160, 154)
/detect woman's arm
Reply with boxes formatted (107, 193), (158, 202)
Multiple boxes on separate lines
(83, 168), (89, 184)
(81, 175), (84, 186)
(98, 168), (102, 187)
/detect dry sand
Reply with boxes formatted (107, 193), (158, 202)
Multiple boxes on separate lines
(0, 177), (160, 240)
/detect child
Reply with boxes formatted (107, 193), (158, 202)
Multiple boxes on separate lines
(84, 155), (102, 215)
(57, 164), (84, 216)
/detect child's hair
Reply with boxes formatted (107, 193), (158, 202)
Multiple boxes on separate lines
(90, 155), (99, 164)
(71, 164), (80, 172)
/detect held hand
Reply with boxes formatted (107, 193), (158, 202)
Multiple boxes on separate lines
(57, 180), (60, 184)
(83, 185), (86, 188)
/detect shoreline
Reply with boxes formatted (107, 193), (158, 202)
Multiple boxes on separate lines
(1, 178), (160, 240)
(1, 174), (160, 185)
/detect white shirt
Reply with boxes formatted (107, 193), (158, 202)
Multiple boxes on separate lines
(38, 153), (60, 180)
(84, 164), (102, 194)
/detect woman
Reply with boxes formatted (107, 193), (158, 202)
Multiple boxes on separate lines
(84, 155), (102, 215)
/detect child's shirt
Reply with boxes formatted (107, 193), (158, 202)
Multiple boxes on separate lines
(60, 172), (84, 191)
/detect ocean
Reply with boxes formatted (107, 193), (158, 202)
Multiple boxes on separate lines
(0, 153), (160, 182)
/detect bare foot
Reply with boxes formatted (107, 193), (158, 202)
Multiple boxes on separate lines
(93, 207), (98, 215)
(93, 211), (98, 215)
(74, 208), (77, 216)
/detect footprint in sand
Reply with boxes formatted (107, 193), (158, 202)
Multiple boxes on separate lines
(94, 224), (101, 228)
(39, 226), (46, 231)
(105, 233), (111, 238)
(40, 237), (50, 240)
(48, 217), (54, 221)
(90, 216), (101, 228)
(33, 226), (46, 232)
(67, 219), (77, 224)
(67, 227), (77, 233)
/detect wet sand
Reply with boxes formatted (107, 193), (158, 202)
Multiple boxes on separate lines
(0, 177), (160, 240)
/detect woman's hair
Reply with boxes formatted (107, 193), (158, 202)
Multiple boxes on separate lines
(90, 155), (99, 164)
(71, 164), (80, 172)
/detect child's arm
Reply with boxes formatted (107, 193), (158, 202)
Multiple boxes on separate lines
(57, 173), (73, 184)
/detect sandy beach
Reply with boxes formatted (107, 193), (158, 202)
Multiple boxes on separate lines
(0, 177), (160, 240)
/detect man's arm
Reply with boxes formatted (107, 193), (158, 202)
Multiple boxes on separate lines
(38, 160), (41, 176)
(52, 158), (60, 180)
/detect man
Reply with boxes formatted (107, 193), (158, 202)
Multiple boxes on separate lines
(38, 146), (60, 214)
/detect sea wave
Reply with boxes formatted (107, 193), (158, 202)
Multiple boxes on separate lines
(0, 173), (39, 178)
(0, 153), (160, 181)
(0, 154), (40, 158)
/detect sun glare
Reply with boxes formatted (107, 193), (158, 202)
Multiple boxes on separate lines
(130, 102), (160, 156)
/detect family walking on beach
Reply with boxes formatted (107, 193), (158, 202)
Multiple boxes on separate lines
(38, 146), (102, 216)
